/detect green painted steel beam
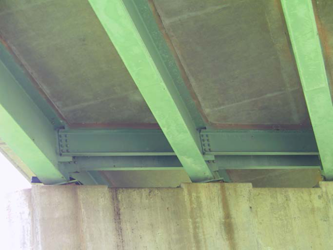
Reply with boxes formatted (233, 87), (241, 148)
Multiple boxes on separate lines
(0, 60), (68, 184)
(89, 0), (215, 181)
(201, 130), (318, 156)
(132, 0), (206, 129)
(281, 0), (333, 179)
(63, 156), (182, 172)
(214, 155), (320, 170)
(58, 129), (318, 157)
(63, 155), (320, 173)
(58, 129), (174, 156)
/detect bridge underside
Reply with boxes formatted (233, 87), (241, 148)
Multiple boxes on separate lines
(0, 0), (332, 187)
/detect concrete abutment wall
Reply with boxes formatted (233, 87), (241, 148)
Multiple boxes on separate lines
(4, 183), (333, 249)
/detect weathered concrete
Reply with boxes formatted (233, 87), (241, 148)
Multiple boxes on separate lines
(152, 0), (310, 129)
(4, 183), (333, 249)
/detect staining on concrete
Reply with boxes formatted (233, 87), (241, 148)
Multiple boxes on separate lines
(111, 189), (125, 250)
(312, 0), (333, 101)
(220, 185), (237, 250)
(5, 183), (333, 249)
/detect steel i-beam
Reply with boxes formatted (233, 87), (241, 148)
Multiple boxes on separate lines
(281, 0), (333, 180)
(0, 60), (68, 184)
(89, 0), (217, 182)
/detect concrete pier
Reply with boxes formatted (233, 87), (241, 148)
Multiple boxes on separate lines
(4, 183), (333, 249)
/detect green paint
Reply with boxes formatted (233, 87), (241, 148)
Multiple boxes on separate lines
(133, 0), (205, 128)
(201, 130), (318, 155)
(58, 129), (174, 157)
(63, 155), (320, 173)
(63, 156), (182, 172)
(0, 61), (68, 184)
(214, 155), (320, 170)
(58, 129), (318, 157)
(281, 0), (333, 179)
(89, 0), (214, 181)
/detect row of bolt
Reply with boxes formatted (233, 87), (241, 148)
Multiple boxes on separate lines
(201, 134), (212, 152)
(201, 134), (216, 164)
(58, 134), (70, 153)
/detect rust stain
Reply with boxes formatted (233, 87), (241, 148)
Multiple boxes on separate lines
(69, 122), (160, 129)
(74, 186), (87, 249)
(318, 24), (332, 59)
(111, 189), (125, 250)
(274, 0), (296, 62)
(220, 185), (237, 250)
(0, 35), (10, 51)
(186, 186), (206, 249)
(312, 0), (333, 99)
(312, 0), (331, 59)
(209, 122), (311, 130)
(69, 117), (311, 130)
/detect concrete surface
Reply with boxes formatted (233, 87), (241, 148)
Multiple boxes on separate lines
(1, 0), (322, 129)
(152, 0), (310, 128)
(0, 0), (156, 127)
(4, 182), (333, 249)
